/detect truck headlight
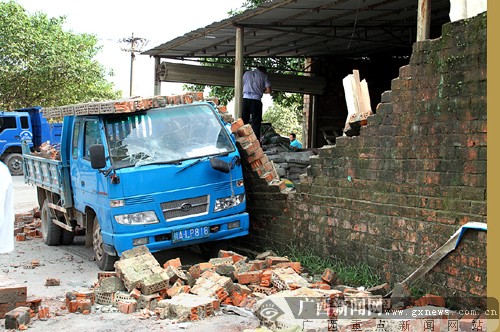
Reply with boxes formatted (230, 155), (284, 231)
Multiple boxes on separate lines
(214, 194), (245, 212)
(114, 211), (159, 225)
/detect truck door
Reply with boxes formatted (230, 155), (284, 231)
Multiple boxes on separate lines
(70, 118), (105, 211)
(0, 115), (32, 149)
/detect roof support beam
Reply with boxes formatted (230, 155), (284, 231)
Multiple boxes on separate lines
(154, 57), (161, 95)
(417, 0), (431, 41)
(234, 26), (244, 119)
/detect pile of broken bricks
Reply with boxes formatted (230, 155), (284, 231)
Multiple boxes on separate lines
(13, 211), (42, 242)
(3, 244), (483, 331)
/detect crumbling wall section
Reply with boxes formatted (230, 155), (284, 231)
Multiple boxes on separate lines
(244, 13), (487, 304)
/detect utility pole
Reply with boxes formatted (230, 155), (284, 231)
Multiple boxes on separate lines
(120, 33), (148, 97)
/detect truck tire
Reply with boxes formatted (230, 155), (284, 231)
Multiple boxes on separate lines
(92, 217), (117, 271)
(41, 200), (61, 246)
(5, 153), (23, 175)
(60, 230), (75, 245)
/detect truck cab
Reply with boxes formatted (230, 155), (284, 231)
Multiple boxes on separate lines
(0, 107), (61, 175)
(25, 98), (249, 270)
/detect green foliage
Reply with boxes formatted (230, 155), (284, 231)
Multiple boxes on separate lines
(263, 101), (302, 142)
(275, 243), (381, 288)
(0, 1), (120, 110)
(228, 0), (266, 15)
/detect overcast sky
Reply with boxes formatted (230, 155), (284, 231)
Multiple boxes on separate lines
(16, 0), (245, 97)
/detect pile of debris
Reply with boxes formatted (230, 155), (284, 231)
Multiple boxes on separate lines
(31, 142), (60, 160)
(258, 123), (317, 184)
(13, 210), (42, 241)
(0, 245), (376, 329)
(3, 239), (481, 331)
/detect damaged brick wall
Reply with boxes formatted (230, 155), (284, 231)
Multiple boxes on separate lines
(243, 13), (487, 307)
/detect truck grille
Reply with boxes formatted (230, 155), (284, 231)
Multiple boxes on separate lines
(161, 195), (209, 221)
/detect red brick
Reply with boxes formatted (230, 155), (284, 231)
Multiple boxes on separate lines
(27, 298), (42, 313)
(97, 271), (118, 281)
(311, 282), (331, 290)
(275, 262), (302, 273)
(255, 166), (265, 177)
(259, 154), (269, 164)
(75, 291), (94, 304)
(129, 288), (141, 299)
(249, 159), (263, 171)
(229, 290), (247, 307)
(218, 250), (247, 263)
(237, 124), (254, 137)
(231, 119), (244, 133)
(414, 294), (446, 307)
(37, 306), (50, 320)
(265, 256), (290, 266)
(67, 299), (92, 313)
(246, 148), (264, 164)
(189, 263), (214, 279)
(321, 268), (337, 285)
(262, 171), (276, 183)
(262, 161), (275, 172)
(116, 300), (137, 314)
(260, 270), (273, 287)
(242, 141), (261, 156)
(0, 277), (27, 319)
(236, 271), (262, 285)
(16, 233), (26, 241)
(163, 258), (182, 269)
(248, 260), (267, 271)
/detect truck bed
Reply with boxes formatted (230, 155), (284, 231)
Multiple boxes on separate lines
(23, 152), (72, 207)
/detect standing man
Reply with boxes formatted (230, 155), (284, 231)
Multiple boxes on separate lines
(242, 66), (271, 141)
(0, 161), (14, 253)
(289, 133), (303, 150)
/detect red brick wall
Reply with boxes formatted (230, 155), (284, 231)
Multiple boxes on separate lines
(243, 13), (487, 308)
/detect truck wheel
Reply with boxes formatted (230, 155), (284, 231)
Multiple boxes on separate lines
(5, 153), (23, 175)
(60, 230), (75, 245)
(41, 200), (61, 246)
(92, 217), (117, 271)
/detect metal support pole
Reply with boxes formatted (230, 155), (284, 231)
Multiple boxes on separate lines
(154, 57), (161, 96)
(234, 26), (244, 119)
(417, 0), (431, 41)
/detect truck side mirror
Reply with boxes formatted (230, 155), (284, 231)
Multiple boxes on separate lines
(89, 144), (106, 169)
(210, 157), (230, 173)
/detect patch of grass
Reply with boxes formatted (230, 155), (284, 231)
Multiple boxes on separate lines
(409, 283), (427, 299)
(273, 243), (381, 288)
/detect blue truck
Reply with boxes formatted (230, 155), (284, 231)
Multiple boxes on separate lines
(0, 106), (62, 175)
(22, 97), (249, 270)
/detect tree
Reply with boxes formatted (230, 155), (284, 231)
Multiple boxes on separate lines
(0, 1), (120, 111)
(262, 102), (302, 142)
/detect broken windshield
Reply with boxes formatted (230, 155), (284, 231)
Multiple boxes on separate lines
(104, 104), (235, 168)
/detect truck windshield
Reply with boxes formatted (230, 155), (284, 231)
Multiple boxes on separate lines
(104, 104), (235, 168)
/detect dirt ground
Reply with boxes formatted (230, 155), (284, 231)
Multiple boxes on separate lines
(1, 177), (260, 331)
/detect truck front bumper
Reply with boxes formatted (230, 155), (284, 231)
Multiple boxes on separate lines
(102, 212), (250, 256)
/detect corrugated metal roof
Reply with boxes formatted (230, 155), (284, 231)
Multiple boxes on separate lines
(143, 0), (450, 59)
